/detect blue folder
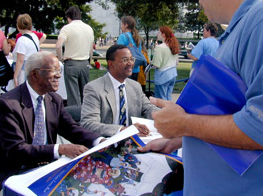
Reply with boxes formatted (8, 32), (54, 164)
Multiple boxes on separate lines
(176, 54), (263, 175)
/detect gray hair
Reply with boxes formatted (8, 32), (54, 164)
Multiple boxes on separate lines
(25, 51), (54, 77)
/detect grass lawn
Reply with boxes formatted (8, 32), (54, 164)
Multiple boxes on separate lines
(89, 60), (191, 94)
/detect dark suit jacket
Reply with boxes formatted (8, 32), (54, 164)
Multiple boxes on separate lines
(0, 83), (100, 188)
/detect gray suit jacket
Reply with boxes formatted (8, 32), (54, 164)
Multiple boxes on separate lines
(80, 73), (158, 137)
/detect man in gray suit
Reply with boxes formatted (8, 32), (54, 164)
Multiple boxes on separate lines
(80, 45), (158, 137)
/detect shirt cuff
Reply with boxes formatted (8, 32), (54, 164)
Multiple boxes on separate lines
(93, 137), (105, 146)
(54, 144), (60, 159)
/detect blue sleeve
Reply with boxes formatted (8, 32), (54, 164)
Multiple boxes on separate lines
(117, 34), (129, 46)
(233, 22), (263, 146)
(117, 33), (142, 51)
(191, 40), (204, 60)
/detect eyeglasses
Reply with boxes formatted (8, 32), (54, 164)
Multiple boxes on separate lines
(36, 68), (62, 75)
(119, 57), (136, 64)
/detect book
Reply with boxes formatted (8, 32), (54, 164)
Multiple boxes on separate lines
(4, 126), (183, 196)
(176, 54), (263, 175)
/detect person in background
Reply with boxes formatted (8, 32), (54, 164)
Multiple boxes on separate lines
(139, 0), (263, 195)
(6, 39), (15, 66)
(152, 26), (180, 101)
(56, 5), (94, 106)
(117, 16), (143, 81)
(137, 38), (149, 93)
(80, 45), (158, 137)
(0, 51), (103, 191)
(94, 59), (101, 69)
(16, 30), (46, 45)
(0, 30), (10, 56)
(7, 39), (15, 53)
(12, 13), (40, 87)
(187, 22), (219, 76)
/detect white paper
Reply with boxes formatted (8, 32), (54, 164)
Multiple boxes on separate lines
(131, 116), (163, 143)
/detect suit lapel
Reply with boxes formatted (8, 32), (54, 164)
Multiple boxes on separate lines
(20, 83), (34, 139)
(125, 79), (135, 116)
(104, 74), (117, 120)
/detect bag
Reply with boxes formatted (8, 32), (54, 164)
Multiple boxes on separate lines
(23, 34), (39, 51)
(138, 50), (150, 85)
(0, 51), (14, 87)
(124, 34), (147, 68)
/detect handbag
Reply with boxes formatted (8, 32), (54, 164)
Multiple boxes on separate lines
(124, 33), (147, 68)
(0, 51), (14, 87)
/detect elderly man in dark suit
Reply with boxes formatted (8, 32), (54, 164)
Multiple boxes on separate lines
(0, 51), (102, 190)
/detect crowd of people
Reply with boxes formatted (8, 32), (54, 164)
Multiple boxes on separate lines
(1, 0), (263, 195)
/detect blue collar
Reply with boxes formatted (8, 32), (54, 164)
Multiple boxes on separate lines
(219, 0), (257, 45)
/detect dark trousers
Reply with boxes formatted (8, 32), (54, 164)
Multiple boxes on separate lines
(64, 60), (90, 106)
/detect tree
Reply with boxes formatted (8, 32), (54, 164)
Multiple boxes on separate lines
(183, 2), (208, 39)
(109, 0), (180, 48)
(55, 4), (107, 40)
(0, 0), (106, 39)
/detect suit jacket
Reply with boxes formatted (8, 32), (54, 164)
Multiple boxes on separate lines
(80, 73), (159, 137)
(0, 83), (100, 187)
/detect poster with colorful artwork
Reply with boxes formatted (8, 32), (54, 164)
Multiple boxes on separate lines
(4, 126), (183, 196)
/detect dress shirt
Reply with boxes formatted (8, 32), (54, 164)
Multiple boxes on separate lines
(108, 72), (129, 126)
(26, 81), (60, 158)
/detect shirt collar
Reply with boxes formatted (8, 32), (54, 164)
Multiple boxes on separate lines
(219, 0), (257, 44)
(26, 80), (45, 102)
(108, 72), (126, 90)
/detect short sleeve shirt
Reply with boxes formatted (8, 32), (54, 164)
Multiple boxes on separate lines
(190, 37), (219, 68)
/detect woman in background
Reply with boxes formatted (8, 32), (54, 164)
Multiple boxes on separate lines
(12, 13), (39, 86)
(16, 31), (46, 45)
(152, 26), (180, 101)
(117, 16), (142, 81)
(0, 30), (10, 55)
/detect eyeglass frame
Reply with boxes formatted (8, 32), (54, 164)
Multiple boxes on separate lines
(114, 57), (136, 64)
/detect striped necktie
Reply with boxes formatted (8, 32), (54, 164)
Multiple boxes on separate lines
(119, 84), (126, 126)
(32, 96), (46, 145)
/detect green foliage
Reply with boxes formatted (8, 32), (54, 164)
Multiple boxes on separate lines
(111, 0), (179, 29)
(109, 0), (180, 48)
(0, 0), (106, 39)
(55, 4), (107, 40)
(183, 3), (208, 39)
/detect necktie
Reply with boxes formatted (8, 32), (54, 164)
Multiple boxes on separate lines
(119, 84), (126, 126)
(32, 96), (46, 145)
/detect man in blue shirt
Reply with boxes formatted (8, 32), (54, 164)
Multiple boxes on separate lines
(139, 0), (263, 195)
(187, 22), (219, 75)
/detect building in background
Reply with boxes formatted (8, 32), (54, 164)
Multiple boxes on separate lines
(89, 1), (120, 38)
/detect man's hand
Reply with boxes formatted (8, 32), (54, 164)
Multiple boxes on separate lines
(133, 123), (150, 136)
(138, 138), (182, 154)
(58, 144), (89, 158)
(150, 97), (188, 138)
(120, 123), (150, 136)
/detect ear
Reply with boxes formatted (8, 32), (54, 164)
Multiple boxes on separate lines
(107, 60), (114, 70)
(30, 70), (39, 81)
(123, 23), (129, 29)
